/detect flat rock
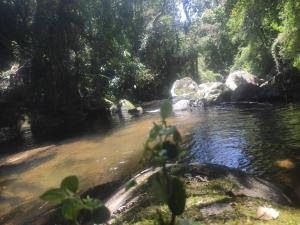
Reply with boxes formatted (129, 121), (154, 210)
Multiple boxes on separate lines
(200, 202), (233, 217)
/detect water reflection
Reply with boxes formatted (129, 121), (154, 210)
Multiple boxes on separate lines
(189, 103), (300, 199)
(1, 103), (300, 224)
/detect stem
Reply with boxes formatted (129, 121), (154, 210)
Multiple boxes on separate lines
(169, 213), (176, 225)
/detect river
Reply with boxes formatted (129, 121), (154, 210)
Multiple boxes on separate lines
(0, 102), (300, 224)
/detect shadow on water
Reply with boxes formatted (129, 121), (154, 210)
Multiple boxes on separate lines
(1, 103), (300, 224)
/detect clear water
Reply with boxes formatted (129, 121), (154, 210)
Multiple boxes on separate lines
(0, 103), (300, 224)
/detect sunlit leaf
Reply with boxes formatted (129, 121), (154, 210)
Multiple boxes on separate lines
(61, 176), (79, 193)
(40, 188), (65, 204)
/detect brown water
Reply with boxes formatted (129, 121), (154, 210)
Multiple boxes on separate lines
(1, 103), (300, 224)
(0, 111), (200, 225)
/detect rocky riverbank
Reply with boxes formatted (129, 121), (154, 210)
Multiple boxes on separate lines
(107, 163), (300, 225)
(170, 70), (300, 111)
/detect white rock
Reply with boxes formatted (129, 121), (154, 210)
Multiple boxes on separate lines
(225, 70), (259, 91)
(256, 206), (279, 220)
(173, 99), (190, 111)
(170, 77), (198, 97)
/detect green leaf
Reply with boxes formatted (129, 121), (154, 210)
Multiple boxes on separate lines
(61, 198), (81, 221)
(40, 188), (66, 204)
(160, 100), (172, 120)
(167, 177), (186, 216)
(125, 179), (137, 191)
(151, 173), (168, 203)
(160, 125), (176, 136)
(173, 128), (182, 144)
(82, 195), (103, 210)
(147, 124), (162, 142)
(92, 206), (111, 224)
(61, 176), (79, 193)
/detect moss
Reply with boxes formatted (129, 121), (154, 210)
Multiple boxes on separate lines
(111, 176), (300, 225)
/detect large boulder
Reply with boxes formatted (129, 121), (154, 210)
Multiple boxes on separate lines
(226, 70), (260, 91)
(170, 77), (199, 98)
(231, 83), (261, 102)
(197, 82), (228, 103)
(118, 99), (135, 111)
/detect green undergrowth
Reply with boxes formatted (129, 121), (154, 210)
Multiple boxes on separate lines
(111, 175), (300, 225)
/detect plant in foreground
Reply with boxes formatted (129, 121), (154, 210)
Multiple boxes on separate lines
(40, 176), (110, 225)
(143, 100), (201, 225)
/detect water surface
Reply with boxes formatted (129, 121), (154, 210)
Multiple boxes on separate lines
(1, 103), (300, 224)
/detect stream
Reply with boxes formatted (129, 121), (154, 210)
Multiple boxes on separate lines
(0, 102), (300, 224)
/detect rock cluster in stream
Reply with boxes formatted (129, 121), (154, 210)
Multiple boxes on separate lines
(170, 70), (285, 111)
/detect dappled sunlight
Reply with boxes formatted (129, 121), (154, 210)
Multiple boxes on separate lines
(275, 159), (296, 169)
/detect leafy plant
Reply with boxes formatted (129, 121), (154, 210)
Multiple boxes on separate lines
(144, 100), (189, 225)
(40, 176), (110, 225)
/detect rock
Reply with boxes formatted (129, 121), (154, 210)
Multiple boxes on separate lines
(185, 163), (291, 205)
(113, 99), (143, 116)
(258, 83), (283, 102)
(173, 99), (190, 111)
(226, 70), (260, 91)
(231, 83), (261, 102)
(200, 202), (233, 217)
(256, 206), (279, 220)
(170, 77), (199, 98)
(110, 104), (119, 114)
(128, 106), (143, 115)
(119, 99), (136, 112)
(197, 82), (227, 103)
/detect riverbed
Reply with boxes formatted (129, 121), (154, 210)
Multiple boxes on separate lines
(0, 102), (300, 224)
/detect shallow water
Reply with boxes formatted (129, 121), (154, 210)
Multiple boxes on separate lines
(0, 111), (200, 225)
(0, 103), (300, 224)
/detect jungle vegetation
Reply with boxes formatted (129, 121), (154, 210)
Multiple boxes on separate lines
(1, 0), (300, 138)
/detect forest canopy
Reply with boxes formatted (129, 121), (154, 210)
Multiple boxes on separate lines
(1, 0), (300, 137)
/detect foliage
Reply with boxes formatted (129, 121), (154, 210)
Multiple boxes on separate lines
(279, 0), (300, 70)
(40, 176), (110, 225)
(143, 100), (198, 225)
(1, 0), (300, 141)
